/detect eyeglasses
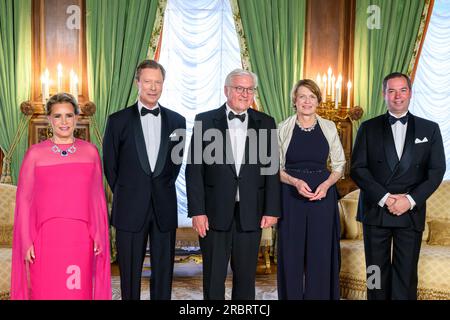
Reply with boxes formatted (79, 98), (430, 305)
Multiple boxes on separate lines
(229, 86), (256, 95)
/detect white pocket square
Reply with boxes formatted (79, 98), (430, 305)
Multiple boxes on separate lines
(169, 132), (177, 138)
(415, 137), (428, 144)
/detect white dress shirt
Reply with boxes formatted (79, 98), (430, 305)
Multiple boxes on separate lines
(390, 111), (408, 160)
(226, 104), (248, 202)
(138, 100), (161, 172)
(378, 111), (416, 209)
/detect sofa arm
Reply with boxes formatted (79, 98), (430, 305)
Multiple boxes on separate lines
(0, 247), (12, 300)
(0, 224), (13, 247)
(339, 195), (363, 240)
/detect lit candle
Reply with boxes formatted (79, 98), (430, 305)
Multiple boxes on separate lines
(337, 74), (343, 105)
(70, 70), (78, 101)
(316, 73), (321, 86)
(327, 67), (332, 96)
(347, 81), (352, 109)
(41, 69), (50, 104)
(322, 74), (327, 102)
(316, 73), (322, 99)
(335, 81), (340, 109)
(69, 69), (74, 95)
(41, 74), (46, 104)
(46, 69), (50, 100)
(71, 72), (78, 101)
(57, 63), (63, 93)
(331, 75), (336, 101)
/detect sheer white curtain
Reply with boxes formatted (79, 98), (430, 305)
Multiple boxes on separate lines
(158, 0), (242, 226)
(410, 0), (450, 180)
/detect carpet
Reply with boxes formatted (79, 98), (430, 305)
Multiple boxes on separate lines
(112, 259), (278, 300)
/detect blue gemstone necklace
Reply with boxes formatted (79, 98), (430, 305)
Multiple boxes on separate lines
(51, 138), (77, 157)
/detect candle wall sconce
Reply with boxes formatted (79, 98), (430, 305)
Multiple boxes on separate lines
(40, 64), (80, 105)
(26, 0), (94, 146)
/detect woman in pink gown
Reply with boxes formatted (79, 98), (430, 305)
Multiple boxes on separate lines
(10, 93), (111, 299)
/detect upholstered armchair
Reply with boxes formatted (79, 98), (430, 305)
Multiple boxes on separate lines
(0, 183), (16, 300)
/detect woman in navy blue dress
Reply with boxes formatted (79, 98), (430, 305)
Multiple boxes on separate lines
(277, 79), (346, 299)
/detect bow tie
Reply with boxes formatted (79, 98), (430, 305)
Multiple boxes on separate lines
(388, 114), (408, 125)
(228, 111), (246, 122)
(141, 107), (160, 117)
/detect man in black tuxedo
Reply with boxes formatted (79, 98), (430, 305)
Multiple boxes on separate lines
(186, 69), (281, 300)
(103, 60), (186, 300)
(351, 72), (445, 300)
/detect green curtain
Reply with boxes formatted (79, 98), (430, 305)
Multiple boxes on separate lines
(86, 0), (164, 148)
(353, 0), (426, 128)
(0, 0), (32, 183)
(235, 0), (306, 124)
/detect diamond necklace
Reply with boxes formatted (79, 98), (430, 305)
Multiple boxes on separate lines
(296, 117), (317, 132)
(51, 138), (77, 157)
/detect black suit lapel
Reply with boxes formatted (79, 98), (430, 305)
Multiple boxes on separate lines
(153, 106), (169, 178)
(132, 104), (151, 176)
(382, 113), (399, 173)
(214, 104), (237, 176)
(396, 114), (415, 177)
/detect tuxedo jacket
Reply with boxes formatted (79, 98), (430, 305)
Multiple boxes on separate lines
(103, 103), (186, 232)
(350, 112), (445, 231)
(186, 105), (281, 232)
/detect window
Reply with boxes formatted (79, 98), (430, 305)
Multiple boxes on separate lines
(158, 0), (242, 224)
(410, 0), (450, 180)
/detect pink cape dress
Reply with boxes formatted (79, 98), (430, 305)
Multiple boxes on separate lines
(10, 139), (111, 299)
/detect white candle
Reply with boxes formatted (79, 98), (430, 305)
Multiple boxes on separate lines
(71, 72), (78, 101)
(69, 69), (73, 94)
(57, 64), (63, 93)
(347, 81), (352, 109)
(316, 73), (322, 99)
(70, 69), (78, 99)
(42, 69), (50, 104)
(337, 74), (343, 105)
(322, 74), (327, 102)
(327, 67), (332, 96)
(331, 75), (336, 101)
(316, 73), (321, 86)
(41, 74), (46, 105)
(335, 81), (340, 109)
(74, 74), (78, 100)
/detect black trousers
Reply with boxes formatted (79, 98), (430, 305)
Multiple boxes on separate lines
(199, 203), (262, 300)
(116, 205), (176, 300)
(363, 224), (423, 300)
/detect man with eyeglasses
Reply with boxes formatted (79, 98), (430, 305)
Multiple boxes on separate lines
(186, 69), (281, 300)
